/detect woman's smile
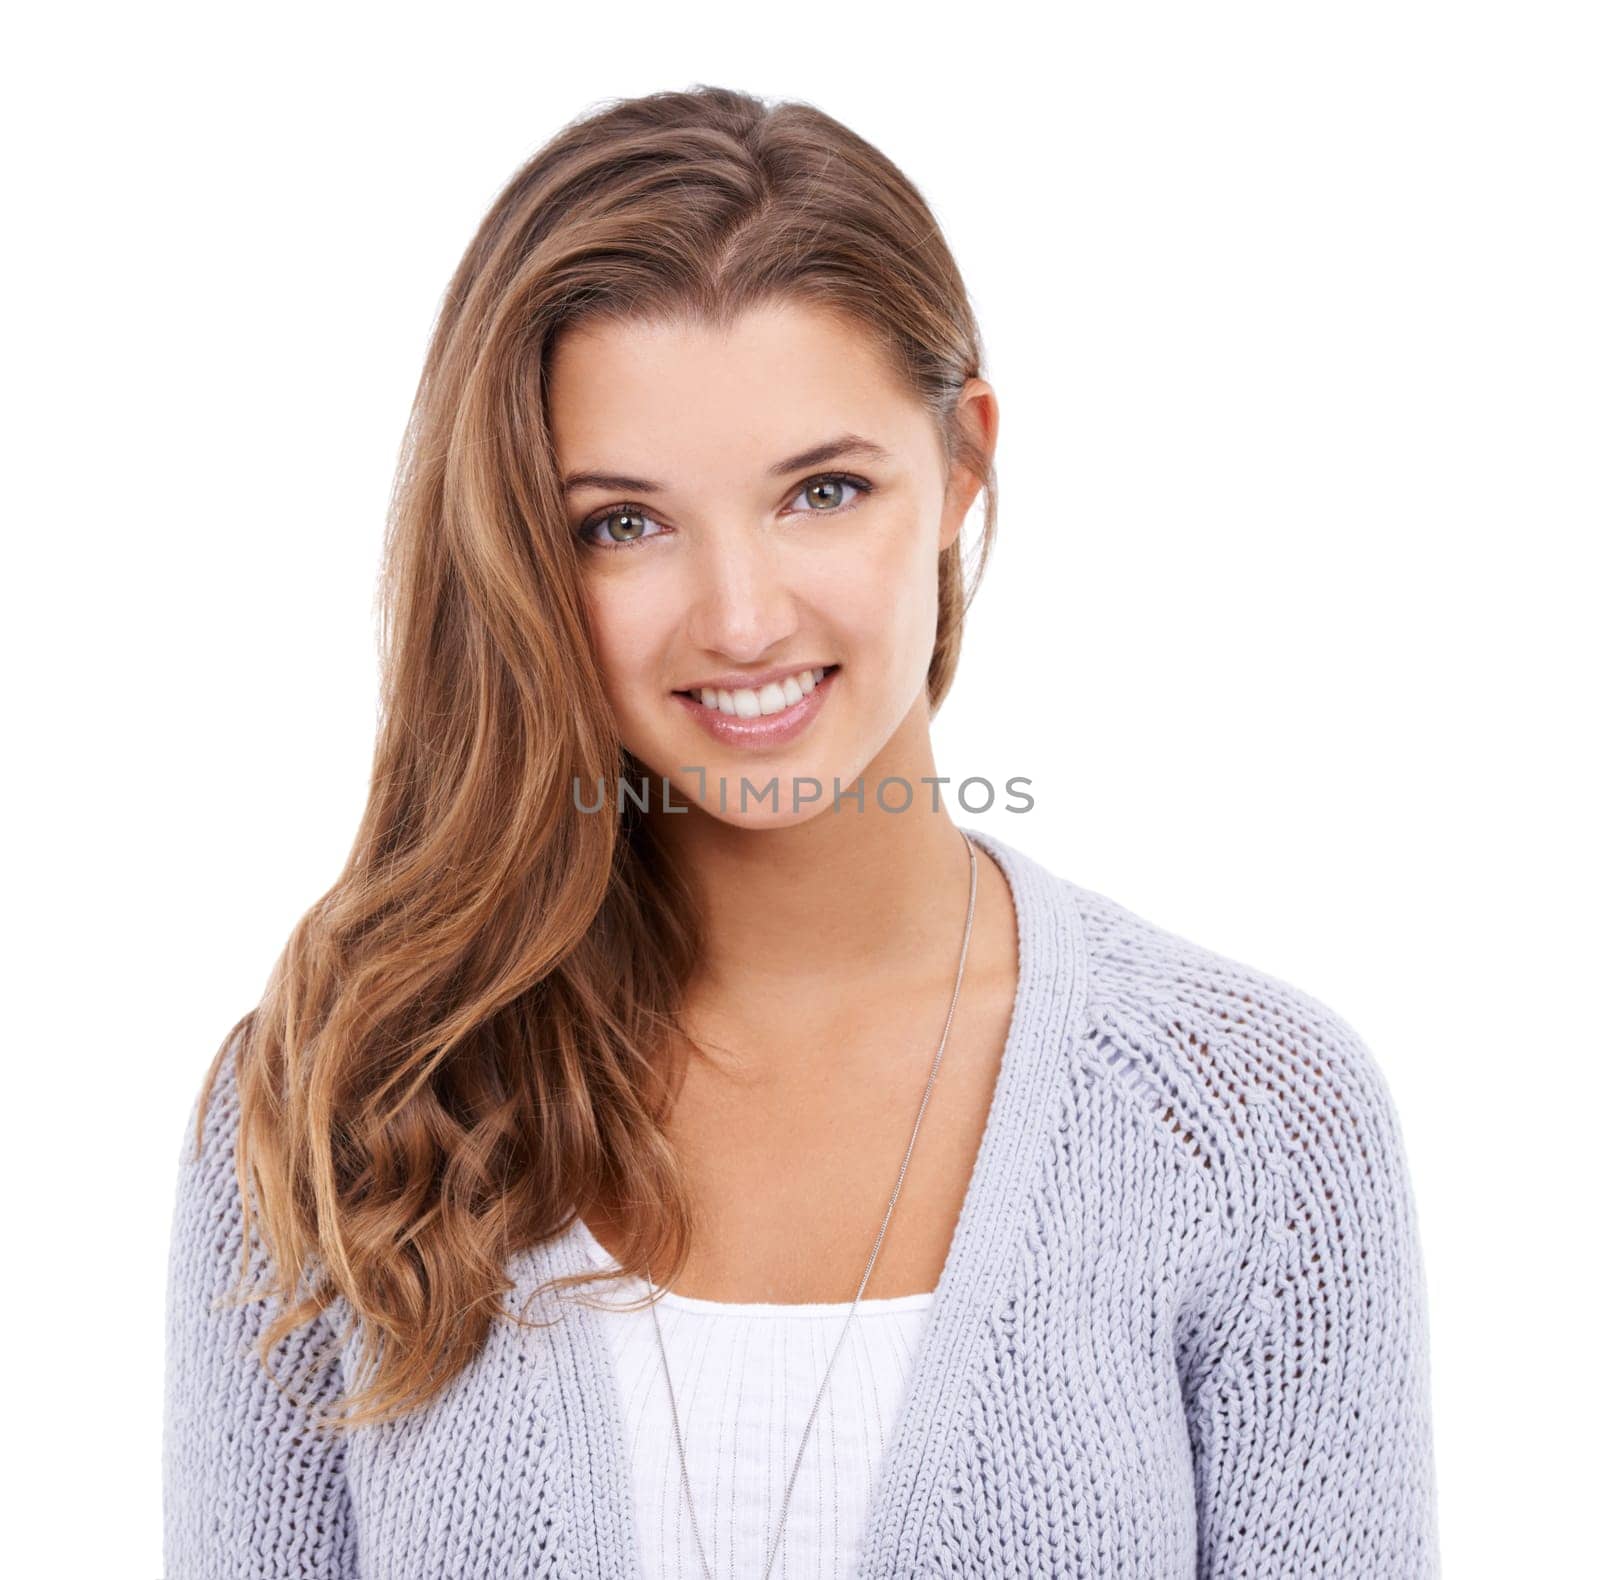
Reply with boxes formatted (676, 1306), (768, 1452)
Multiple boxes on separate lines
(671, 663), (841, 749)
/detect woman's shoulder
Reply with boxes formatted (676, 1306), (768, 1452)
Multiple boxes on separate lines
(167, 1025), (259, 1304)
(174, 1021), (248, 1182)
(1043, 866), (1414, 1192)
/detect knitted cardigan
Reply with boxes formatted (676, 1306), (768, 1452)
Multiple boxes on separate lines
(163, 827), (1440, 1577)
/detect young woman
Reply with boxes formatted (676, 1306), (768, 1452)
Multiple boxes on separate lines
(163, 86), (1440, 1579)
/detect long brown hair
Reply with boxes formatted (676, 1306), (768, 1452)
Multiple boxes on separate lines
(194, 83), (999, 1430)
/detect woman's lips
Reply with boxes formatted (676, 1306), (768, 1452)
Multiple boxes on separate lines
(671, 666), (838, 750)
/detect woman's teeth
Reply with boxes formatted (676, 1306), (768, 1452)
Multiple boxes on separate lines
(692, 667), (830, 718)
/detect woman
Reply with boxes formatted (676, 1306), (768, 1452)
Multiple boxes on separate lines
(163, 85), (1440, 1579)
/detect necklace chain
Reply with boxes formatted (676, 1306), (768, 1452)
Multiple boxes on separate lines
(645, 831), (980, 1580)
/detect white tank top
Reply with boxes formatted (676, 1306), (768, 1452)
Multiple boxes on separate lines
(572, 1217), (935, 1580)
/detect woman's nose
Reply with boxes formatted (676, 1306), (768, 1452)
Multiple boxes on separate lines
(683, 526), (801, 658)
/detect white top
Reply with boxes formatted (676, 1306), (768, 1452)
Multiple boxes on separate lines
(572, 1217), (935, 1580)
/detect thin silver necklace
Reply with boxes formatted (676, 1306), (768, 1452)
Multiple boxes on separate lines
(644, 830), (980, 1580)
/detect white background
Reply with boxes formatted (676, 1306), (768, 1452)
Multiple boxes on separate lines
(6, 2), (1594, 1574)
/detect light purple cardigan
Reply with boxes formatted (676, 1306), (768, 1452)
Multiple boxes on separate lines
(163, 827), (1440, 1576)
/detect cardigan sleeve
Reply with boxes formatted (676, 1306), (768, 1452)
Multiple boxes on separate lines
(162, 1035), (358, 1579)
(1181, 994), (1440, 1577)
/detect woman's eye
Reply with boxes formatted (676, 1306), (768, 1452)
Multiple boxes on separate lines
(578, 507), (663, 550)
(790, 473), (869, 512)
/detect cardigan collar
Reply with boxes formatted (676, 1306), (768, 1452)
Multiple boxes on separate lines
(513, 824), (1087, 1578)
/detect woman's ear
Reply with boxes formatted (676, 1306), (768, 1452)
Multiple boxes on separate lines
(939, 378), (999, 552)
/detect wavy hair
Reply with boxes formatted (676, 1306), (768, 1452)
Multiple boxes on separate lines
(193, 83), (999, 1429)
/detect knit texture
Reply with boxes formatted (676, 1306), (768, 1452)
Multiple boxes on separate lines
(163, 827), (1440, 1577)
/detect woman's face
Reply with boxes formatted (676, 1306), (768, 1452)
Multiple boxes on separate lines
(547, 299), (992, 829)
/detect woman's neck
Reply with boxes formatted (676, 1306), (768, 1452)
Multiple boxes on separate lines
(650, 801), (978, 997)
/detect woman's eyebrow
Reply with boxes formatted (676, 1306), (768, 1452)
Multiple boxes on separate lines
(560, 434), (891, 495)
